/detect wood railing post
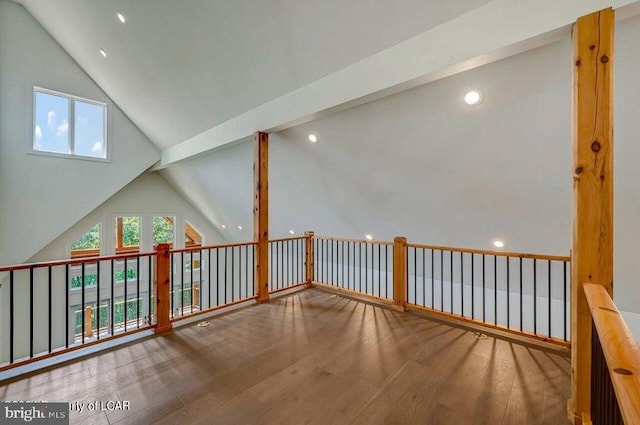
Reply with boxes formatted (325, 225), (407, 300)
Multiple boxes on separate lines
(392, 236), (408, 312)
(193, 285), (200, 309)
(304, 231), (315, 287)
(155, 243), (173, 334)
(84, 306), (93, 338)
(254, 131), (270, 303)
(570, 8), (614, 425)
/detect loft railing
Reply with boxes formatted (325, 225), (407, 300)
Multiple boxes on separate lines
(0, 232), (570, 372)
(268, 236), (307, 294)
(584, 284), (640, 425)
(168, 242), (258, 322)
(405, 242), (570, 343)
(313, 237), (394, 302)
(0, 251), (155, 370)
(311, 235), (570, 344)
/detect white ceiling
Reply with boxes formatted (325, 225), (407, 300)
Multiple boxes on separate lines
(15, 0), (492, 150)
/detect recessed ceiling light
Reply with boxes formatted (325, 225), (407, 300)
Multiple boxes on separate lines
(493, 240), (504, 248)
(365, 234), (373, 241)
(464, 90), (482, 105)
(99, 48), (107, 58)
(116, 11), (126, 24)
(221, 225), (226, 229)
(308, 134), (318, 143)
(238, 226), (243, 230)
(289, 230), (295, 235)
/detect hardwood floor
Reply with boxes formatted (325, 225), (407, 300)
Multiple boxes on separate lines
(0, 288), (571, 424)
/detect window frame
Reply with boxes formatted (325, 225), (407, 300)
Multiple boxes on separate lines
(31, 86), (110, 162)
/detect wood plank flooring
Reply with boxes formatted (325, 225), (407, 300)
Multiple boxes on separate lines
(0, 288), (571, 424)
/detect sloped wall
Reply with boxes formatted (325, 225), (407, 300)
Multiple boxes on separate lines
(0, 0), (159, 266)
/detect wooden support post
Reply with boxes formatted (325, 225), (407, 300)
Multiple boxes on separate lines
(84, 306), (93, 338)
(254, 132), (270, 303)
(392, 236), (408, 312)
(570, 8), (614, 425)
(304, 231), (315, 287)
(155, 243), (173, 334)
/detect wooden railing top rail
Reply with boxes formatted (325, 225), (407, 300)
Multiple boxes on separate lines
(406, 242), (570, 262)
(268, 236), (307, 243)
(0, 250), (157, 273)
(169, 241), (257, 254)
(584, 283), (640, 425)
(315, 236), (394, 246)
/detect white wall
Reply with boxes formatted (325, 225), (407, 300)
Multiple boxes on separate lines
(162, 15), (640, 316)
(30, 172), (227, 261)
(0, 0), (159, 266)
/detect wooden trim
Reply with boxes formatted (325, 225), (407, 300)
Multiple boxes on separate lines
(392, 237), (408, 312)
(269, 282), (307, 295)
(170, 296), (259, 322)
(406, 243), (570, 262)
(115, 246), (140, 255)
(407, 303), (571, 351)
(154, 243), (172, 334)
(313, 282), (394, 306)
(315, 236), (393, 246)
(70, 248), (100, 259)
(304, 231), (314, 286)
(116, 217), (124, 249)
(584, 284), (640, 425)
(570, 8), (615, 425)
(0, 327), (151, 374)
(254, 131), (270, 303)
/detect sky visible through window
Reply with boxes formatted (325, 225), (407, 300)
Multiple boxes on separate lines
(34, 90), (106, 158)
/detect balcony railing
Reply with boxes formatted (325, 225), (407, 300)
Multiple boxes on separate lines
(585, 284), (640, 425)
(0, 232), (571, 373)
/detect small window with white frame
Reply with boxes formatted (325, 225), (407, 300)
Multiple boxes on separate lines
(33, 87), (108, 160)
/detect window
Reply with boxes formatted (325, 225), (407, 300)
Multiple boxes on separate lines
(115, 216), (140, 254)
(33, 87), (107, 160)
(71, 223), (101, 258)
(184, 221), (203, 248)
(153, 216), (175, 247)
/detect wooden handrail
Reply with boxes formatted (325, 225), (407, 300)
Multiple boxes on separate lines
(0, 251), (157, 273)
(169, 241), (257, 254)
(268, 236), (307, 243)
(406, 242), (570, 262)
(315, 236), (394, 246)
(584, 283), (640, 425)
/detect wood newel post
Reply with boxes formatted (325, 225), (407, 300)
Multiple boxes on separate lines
(570, 8), (614, 425)
(392, 236), (408, 312)
(254, 131), (270, 303)
(304, 231), (315, 287)
(155, 243), (173, 334)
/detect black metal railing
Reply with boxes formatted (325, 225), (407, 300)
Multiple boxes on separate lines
(406, 244), (570, 342)
(268, 237), (307, 293)
(169, 242), (257, 321)
(591, 320), (624, 425)
(313, 237), (393, 300)
(0, 252), (155, 368)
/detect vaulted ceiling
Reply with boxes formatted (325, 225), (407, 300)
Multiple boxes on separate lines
(11, 0), (640, 311)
